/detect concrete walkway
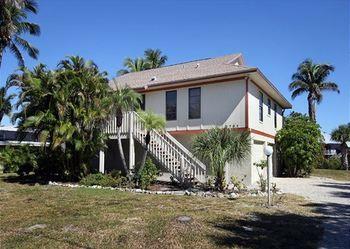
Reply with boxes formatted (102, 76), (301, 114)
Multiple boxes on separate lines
(274, 176), (350, 249)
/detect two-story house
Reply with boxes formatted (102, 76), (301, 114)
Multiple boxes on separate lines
(101, 53), (292, 186)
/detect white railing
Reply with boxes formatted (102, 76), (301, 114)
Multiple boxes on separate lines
(104, 111), (207, 183)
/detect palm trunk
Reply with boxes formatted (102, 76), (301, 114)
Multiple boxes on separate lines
(117, 127), (130, 180)
(0, 111), (4, 125)
(342, 145), (349, 171)
(136, 131), (150, 187)
(308, 96), (316, 122)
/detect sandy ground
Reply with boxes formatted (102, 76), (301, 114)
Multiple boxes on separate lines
(274, 176), (350, 249)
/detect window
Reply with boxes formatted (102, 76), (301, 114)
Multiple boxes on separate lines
(267, 98), (271, 115)
(259, 92), (263, 122)
(188, 87), (201, 119)
(166, 90), (177, 120)
(274, 103), (278, 128)
(139, 94), (145, 111)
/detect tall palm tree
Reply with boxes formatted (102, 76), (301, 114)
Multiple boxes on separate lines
(0, 86), (14, 124)
(57, 56), (105, 76)
(0, 0), (40, 68)
(136, 110), (165, 185)
(192, 128), (251, 191)
(110, 82), (141, 179)
(289, 59), (339, 122)
(331, 123), (350, 171)
(144, 48), (167, 69)
(117, 57), (150, 76)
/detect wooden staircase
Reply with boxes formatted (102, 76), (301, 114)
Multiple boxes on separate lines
(105, 111), (207, 184)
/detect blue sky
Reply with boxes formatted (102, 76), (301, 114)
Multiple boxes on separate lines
(0, 0), (349, 139)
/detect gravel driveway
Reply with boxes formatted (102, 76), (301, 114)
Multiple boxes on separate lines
(274, 176), (350, 249)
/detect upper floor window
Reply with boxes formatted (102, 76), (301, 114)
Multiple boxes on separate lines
(259, 92), (263, 122)
(274, 103), (278, 128)
(166, 90), (177, 120)
(188, 87), (201, 119)
(139, 94), (145, 111)
(267, 98), (271, 115)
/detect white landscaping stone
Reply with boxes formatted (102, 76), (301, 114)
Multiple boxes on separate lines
(26, 224), (47, 232)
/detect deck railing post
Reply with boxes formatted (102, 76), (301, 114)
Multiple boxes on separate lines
(128, 112), (135, 175)
(99, 150), (105, 174)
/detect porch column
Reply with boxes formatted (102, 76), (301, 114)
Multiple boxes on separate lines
(99, 150), (105, 173)
(128, 112), (135, 174)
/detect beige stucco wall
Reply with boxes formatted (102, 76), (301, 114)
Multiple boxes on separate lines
(173, 132), (275, 186)
(141, 78), (284, 186)
(248, 80), (283, 136)
(144, 79), (246, 130)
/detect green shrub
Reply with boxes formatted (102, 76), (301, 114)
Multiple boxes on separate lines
(0, 146), (38, 176)
(230, 175), (247, 192)
(139, 158), (158, 190)
(320, 156), (342, 170)
(80, 173), (126, 188)
(276, 113), (323, 177)
(254, 160), (267, 192)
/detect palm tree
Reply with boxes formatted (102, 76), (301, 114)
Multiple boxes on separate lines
(289, 59), (339, 122)
(192, 128), (251, 191)
(110, 83), (141, 179)
(10, 57), (113, 180)
(57, 56), (106, 76)
(0, 86), (14, 124)
(117, 57), (150, 76)
(331, 123), (350, 171)
(136, 110), (165, 185)
(144, 48), (167, 69)
(0, 0), (40, 69)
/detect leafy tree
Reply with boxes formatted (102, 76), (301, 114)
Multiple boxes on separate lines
(117, 57), (150, 75)
(0, 86), (14, 124)
(109, 84), (141, 179)
(144, 48), (167, 69)
(289, 59), (339, 122)
(276, 113), (323, 177)
(0, 0), (40, 68)
(136, 110), (165, 185)
(9, 56), (112, 180)
(192, 128), (250, 191)
(330, 123), (350, 170)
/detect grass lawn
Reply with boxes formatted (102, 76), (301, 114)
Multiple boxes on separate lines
(0, 174), (323, 249)
(312, 169), (350, 181)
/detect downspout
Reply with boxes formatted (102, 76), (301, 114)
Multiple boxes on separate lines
(245, 76), (249, 130)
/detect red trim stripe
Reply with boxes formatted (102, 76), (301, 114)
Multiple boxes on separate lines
(168, 128), (275, 139)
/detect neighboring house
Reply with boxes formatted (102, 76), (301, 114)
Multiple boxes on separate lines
(323, 142), (350, 159)
(0, 126), (40, 147)
(102, 53), (292, 186)
(324, 143), (342, 158)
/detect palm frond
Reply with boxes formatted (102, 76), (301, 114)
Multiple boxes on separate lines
(9, 42), (25, 67)
(17, 21), (40, 35)
(14, 36), (39, 59)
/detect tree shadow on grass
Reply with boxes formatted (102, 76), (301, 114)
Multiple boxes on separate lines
(1, 174), (48, 186)
(209, 212), (323, 249)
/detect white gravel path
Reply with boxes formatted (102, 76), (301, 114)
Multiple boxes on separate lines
(274, 176), (350, 249)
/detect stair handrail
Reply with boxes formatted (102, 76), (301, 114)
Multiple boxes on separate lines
(131, 111), (207, 173)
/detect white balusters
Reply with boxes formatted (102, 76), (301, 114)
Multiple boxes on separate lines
(104, 111), (207, 183)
